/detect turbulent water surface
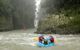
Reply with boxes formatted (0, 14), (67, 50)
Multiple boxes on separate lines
(0, 29), (80, 50)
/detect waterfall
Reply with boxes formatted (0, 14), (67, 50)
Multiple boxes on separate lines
(34, 0), (41, 28)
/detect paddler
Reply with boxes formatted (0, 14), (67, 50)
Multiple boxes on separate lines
(48, 34), (54, 43)
(38, 34), (44, 43)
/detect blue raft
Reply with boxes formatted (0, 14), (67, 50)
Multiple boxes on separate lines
(36, 42), (55, 47)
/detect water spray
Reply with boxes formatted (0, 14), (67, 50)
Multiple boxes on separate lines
(34, 0), (41, 28)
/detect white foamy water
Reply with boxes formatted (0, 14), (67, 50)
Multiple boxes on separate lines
(0, 29), (80, 50)
(34, 0), (41, 28)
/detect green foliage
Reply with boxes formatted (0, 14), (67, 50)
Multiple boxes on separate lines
(37, 14), (71, 34)
(38, 0), (80, 34)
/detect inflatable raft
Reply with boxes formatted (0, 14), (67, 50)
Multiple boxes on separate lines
(36, 42), (55, 47)
(32, 37), (55, 47)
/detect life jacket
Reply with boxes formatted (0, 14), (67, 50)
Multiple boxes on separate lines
(50, 36), (54, 43)
(44, 39), (48, 45)
(39, 36), (44, 43)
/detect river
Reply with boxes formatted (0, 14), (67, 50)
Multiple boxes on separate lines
(0, 29), (80, 50)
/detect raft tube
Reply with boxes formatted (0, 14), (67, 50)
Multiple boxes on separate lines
(36, 42), (55, 47)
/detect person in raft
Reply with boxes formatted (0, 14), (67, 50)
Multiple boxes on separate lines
(39, 36), (48, 45)
(38, 34), (44, 43)
(48, 34), (54, 43)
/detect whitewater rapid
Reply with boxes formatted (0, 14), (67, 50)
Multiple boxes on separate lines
(0, 29), (80, 50)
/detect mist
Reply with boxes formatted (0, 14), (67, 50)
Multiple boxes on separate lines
(0, 0), (80, 32)
(0, 0), (35, 31)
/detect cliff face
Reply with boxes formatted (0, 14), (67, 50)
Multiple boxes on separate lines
(0, 0), (35, 31)
(0, 16), (13, 31)
(37, 0), (80, 34)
